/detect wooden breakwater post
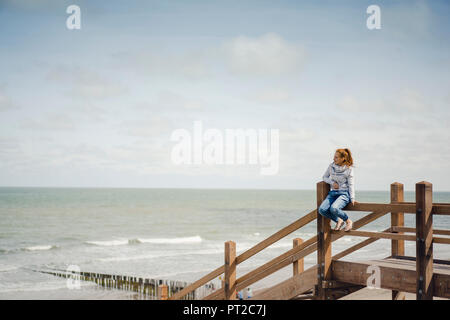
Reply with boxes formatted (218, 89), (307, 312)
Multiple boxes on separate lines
(158, 284), (168, 300)
(37, 263), (222, 300)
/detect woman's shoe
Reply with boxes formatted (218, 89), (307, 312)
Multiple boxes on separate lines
(334, 218), (344, 231)
(344, 219), (353, 232)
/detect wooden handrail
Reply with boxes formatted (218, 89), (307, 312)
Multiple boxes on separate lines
(345, 202), (416, 213)
(432, 205), (450, 215)
(169, 209), (317, 300)
(434, 237), (450, 244)
(332, 230), (417, 241)
(392, 226), (450, 236)
(344, 202), (450, 215)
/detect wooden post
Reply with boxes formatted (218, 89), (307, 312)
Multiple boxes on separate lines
(224, 241), (237, 300)
(416, 181), (433, 300)
(158, 284), (168, 300)
(316, 181), (331, 300)
(293, 238), (304, 276)
(390, 182), (405, 300)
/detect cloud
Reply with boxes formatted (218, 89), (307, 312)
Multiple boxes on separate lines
(0, 88), (15, 112)
(383, 0), (433, 40)
(336, 89), (431, 114)
(114, 49), (212, 80)
(152, 90), (206, 111)
(244, 87), (292, 105)
(118, 115), (175, 139)
(21, 113), (76, 131)
(113, 32), (305, 80)
(47, 66), (128, 100)
(222, 32), (306, 76)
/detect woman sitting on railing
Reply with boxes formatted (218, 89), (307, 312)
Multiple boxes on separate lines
(319, 148), (356, 231)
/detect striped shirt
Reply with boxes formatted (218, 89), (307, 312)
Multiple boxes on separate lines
(322, 162), (355, 201)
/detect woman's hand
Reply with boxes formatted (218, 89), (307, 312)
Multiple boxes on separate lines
(332, 182), (339, 189)
(351, 200), (358, 206)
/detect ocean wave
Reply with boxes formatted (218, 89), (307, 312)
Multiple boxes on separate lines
(85, 240), (129, 247)
(0, 265), (19, 272)
(133, 236), (202, 244)
(0, 245), (58, 254)
(86, 236), (203, 247)
(22, 245), (58, 252)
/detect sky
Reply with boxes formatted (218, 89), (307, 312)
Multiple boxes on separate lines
(0, 0), (449, 191)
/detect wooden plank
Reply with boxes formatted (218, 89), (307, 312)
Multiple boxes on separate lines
(383, 202), (450, 215)
(433, 204), (450, 215)
(434, 237), (450, 244)
(332, 259), (450, 299)
(389, 255), (450, 266)
(249, 265), (318, 300)
(332, 230), (416, 241)
(391, 183), (405, 304)
(392, 226), (450, 236)
(293, 238), (304, 276)
(224, 241), (236, 300)
(391, 182), (405, 255)
(345, 202), (416, 213)
(416, 181), (433, 300)
(316, 181), (331, 300)
(332, 260), (416, 293)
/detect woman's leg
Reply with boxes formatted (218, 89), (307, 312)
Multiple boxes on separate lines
(329, 193), (350, 222)
(318, 193), (338, 223)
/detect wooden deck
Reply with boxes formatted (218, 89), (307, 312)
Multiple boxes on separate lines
(248, 257), (450, 300)
(332, 257), (450, 299)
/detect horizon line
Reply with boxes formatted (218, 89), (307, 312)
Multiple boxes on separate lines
(1, 185), (448, 192)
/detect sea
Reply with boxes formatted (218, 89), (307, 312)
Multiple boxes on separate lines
(0, 187), (449, 299)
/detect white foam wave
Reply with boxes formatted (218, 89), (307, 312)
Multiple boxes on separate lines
(23, 245), (58, 251)
(86, 236), (202, 247)
(135, 236), (202, 244)
(85, 240), (129, 246)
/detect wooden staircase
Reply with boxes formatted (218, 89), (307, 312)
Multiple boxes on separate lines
(169, 181), (450, 300)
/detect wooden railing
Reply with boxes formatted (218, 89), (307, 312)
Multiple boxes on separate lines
(169, 181), (450, 300)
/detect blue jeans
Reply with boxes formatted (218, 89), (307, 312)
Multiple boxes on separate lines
(318, 190), (350, 223)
